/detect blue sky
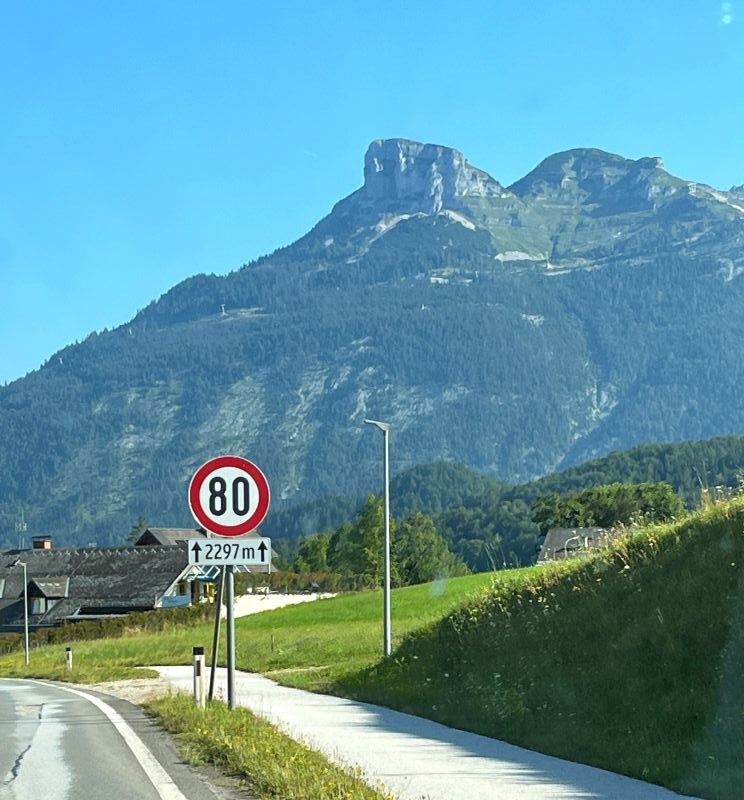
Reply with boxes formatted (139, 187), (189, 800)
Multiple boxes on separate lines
(1, 0), (742, 384)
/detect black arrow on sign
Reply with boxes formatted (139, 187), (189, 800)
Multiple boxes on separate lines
(191, 542), (202, 560)
(258, 542), (268, 562)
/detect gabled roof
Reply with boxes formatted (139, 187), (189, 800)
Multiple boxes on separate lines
(29, 577), (70, 598)
(0, 544), (191, 628)
(135, 527), (268, 546)
(133, 527), (204, 546)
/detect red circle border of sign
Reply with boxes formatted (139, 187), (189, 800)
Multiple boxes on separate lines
(188, 455), (271, 537)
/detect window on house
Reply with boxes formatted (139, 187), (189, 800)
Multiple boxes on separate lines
(32, 597), (47, 615)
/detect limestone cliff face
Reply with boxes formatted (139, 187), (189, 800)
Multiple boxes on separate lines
(361, 138), (506, 214)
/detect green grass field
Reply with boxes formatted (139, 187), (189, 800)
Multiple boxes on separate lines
(0, 569), (529, 689)
(5, 501), (744, 800)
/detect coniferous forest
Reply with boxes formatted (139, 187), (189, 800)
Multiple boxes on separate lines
(2, 143), (744, 550)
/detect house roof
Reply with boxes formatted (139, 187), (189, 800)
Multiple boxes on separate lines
(136, 527), (267, 544)
(29, 577), (70, 598)
(134, 528), (204, 546)
(0, 544), (191, 628)
(537, 527), (609, 562)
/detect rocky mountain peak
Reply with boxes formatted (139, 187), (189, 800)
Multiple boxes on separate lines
(506, 148), (680, 213)
(361, 138), (505, 214)
(731, 184), (744, 197)
(508, 148), (668, 197)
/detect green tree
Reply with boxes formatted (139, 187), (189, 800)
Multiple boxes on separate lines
(126, 516), (148, 545)
(294, 532), (330, 572)
(327, 496), (397, 584)
(327, 522), (355, 574)
(532, 482), (685, 535)
(394, 512), (468, 585)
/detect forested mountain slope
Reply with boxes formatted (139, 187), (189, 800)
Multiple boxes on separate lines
(269, 435), (744, 569)
(2, 138), (744, 546)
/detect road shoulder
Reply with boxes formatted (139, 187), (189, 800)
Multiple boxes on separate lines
(60, 679), (253, 800)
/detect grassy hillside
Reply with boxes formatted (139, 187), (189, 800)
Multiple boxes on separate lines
(343, 499), (744, 799)
(0, 570), (521, 687)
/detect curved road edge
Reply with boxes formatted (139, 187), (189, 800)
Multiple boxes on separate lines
(0, 678), (245, 800)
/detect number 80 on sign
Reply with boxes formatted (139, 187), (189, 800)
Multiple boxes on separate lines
(188, 456), (271, 537)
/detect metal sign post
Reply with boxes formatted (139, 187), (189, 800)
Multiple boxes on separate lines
(188, 455), (271, 711)
(208, 567), (225, 703)
(226, 565), (236, 710)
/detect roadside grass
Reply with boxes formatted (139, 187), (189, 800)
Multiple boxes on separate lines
(0, 569), (523, 688)
(341, 499), (744, 800)
(147, 693), (393, 800)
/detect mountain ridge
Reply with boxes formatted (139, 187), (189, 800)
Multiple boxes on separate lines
(2, 137), (744, 547)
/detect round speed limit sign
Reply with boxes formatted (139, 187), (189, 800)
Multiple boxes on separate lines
(188, 455), (271, 537)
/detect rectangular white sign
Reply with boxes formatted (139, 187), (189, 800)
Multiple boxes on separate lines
(188, 537), (271, 566)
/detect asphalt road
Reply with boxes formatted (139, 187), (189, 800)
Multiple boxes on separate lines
(0, 679), (238, 800)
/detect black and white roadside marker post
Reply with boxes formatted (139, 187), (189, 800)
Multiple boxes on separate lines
(193, 646), (205, 708)
(188, 455), (271, 710)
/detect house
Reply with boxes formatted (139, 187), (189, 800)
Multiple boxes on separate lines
(537, 527), (614, 562)
(0, 529), (264, 633)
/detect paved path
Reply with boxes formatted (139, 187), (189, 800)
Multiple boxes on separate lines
(156, 666), (699, 800)
(230, 591), (335, 619)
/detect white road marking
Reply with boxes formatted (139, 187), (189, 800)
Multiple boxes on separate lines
(32, 681), (188, 800)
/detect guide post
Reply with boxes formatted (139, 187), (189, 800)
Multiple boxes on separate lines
(188, 455), (271, 710)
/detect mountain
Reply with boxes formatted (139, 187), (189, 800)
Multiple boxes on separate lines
(2, 138), (744, 547)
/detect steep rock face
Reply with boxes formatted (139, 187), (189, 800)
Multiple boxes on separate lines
(361, 138), (506, 214)
(731, 184), (744, 197)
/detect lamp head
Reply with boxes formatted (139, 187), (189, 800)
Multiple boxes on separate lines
(364, 419), (390, 433)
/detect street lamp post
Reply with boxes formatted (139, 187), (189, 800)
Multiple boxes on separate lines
(364, 419), (392, 657)
(12, 560), (29, 665)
